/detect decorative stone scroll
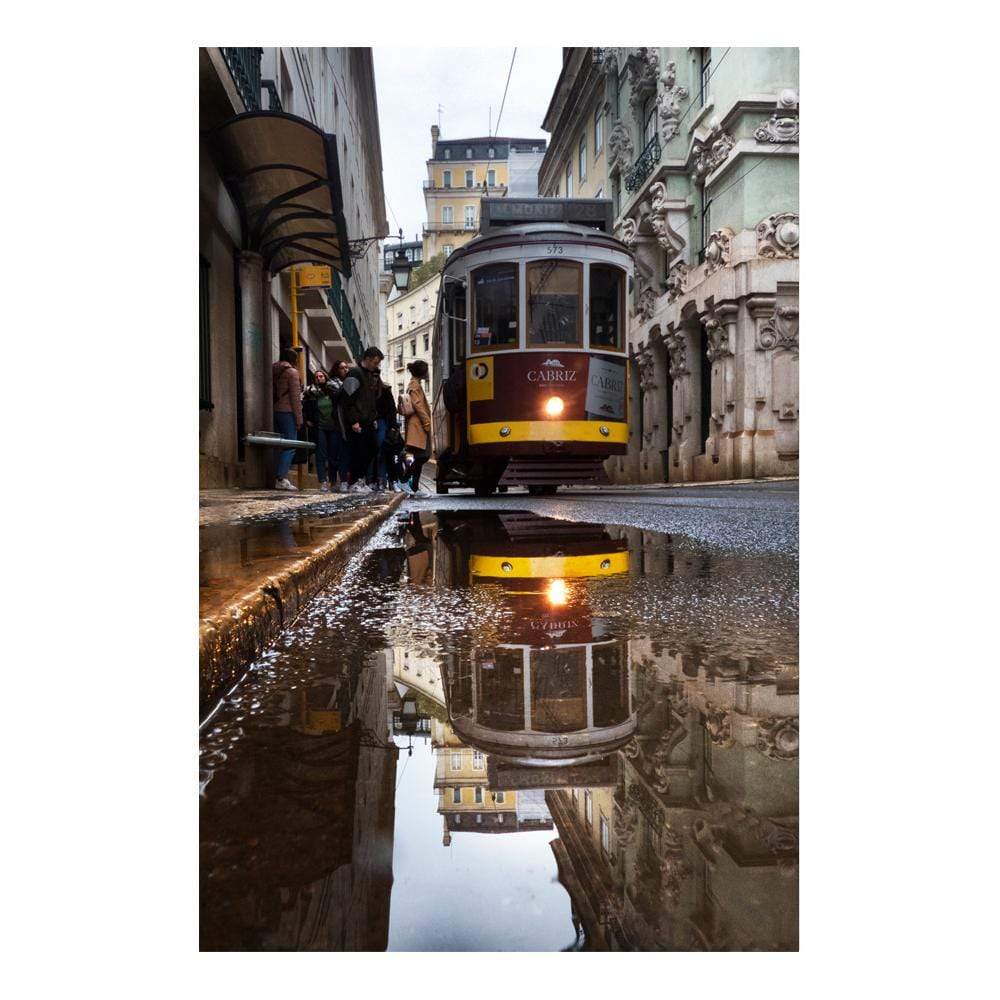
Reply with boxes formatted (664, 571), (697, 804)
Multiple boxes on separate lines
(756, 212), (799, 258)
(657, 61), (689, 142)
(756, 716), (799, 759)
(665, 262), (689, 303)
(647, 181), (686, 259)
(665, 330), (689, 376)
(756, 305), (799, 354)
(702, 227), (733, 276)
(627, 48), (660, 115)
(608, 119), (635, 171)
(704, 315), (734, 363)
(619, 215), (638, 248)
(692, 122), (735, 182)
(636, 284), (657, 322)
(755, 89), (799, 144)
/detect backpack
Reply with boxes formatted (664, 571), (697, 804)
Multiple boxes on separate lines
(397, 388), (415, 417)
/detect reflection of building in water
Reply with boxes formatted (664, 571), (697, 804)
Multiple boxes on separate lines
(432, 717), (553, 845)
(547, 654), (798, 951)
(200, 650), (399, 951)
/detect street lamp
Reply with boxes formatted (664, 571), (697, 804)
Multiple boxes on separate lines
(390, 228), (413, 291)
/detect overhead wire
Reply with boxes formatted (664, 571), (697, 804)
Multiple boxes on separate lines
(492, 47), (517, 137)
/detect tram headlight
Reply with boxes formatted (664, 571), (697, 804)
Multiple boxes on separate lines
(546, 579), (569, 607)
(544, 395), (565, 417)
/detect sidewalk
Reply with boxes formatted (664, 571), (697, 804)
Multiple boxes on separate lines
(199, 486), (404, 714)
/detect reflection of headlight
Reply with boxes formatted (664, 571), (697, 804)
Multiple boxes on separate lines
(547, 579), (568, 606)
(544, 396), (564, 417)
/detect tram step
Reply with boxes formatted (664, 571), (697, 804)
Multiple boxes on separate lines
(499, 456), (610, 487)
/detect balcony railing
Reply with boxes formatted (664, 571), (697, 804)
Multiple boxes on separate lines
(624, 135), (661, 193)
(423, 220), (476, 233)
(261, 78), (282, 112)
(324, 270), (365, 363)
(221, 48), (263, 112)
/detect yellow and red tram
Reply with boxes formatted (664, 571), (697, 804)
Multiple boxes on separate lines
(431, 199), (634, 496)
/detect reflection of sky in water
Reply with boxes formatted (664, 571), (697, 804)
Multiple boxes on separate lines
(387, 735), (573, 952)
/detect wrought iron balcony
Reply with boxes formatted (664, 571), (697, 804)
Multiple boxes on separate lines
(221, 48), (263, 112)
(261, 78), (282, 112)
(624, 136), (661, 193)
(324, 271), (366, 363)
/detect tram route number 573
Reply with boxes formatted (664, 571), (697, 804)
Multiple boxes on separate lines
(545, 244), (564, 255)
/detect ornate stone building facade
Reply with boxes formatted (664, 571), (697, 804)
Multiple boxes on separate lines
(540, 47), (799, 483)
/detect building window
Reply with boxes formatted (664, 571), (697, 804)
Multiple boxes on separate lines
(495, 791), (505, 804)
(421, 297), (428, 319)
(451, 753), (462, 770)
(589, 264), (624, 351)
(443, 244), (453, 256)
(471, 262), (518, 353)
(565, 163), (573, 198)
(595, 187), (604, 199)
(472, 751), (484, 769)
(700, 48), (712, 107)
(443, 169), (452, 188)
(423, 334), (429, 351)
(444, 148), (451, 159)
(442, 205), (454, 225)
(464, 205), (476, 229)
(594, 107), (603, 154)
(643, 95), (656, 145)
(487, 168), (496, 187)
(410, 338), (416, 356)
(475, 786), (484, 803)
(476, 814), (483, 824)
(488, 146), (495, 159)
(527, 260), (582, 348)
(600, 814), (611, 855)
(466, 147), (472, 158)
(579, 134), (587, 182)
(453, 787), (462, 804)
(699, 191), (712, 263)
(410, 305), (415, 325)
(584, 790), (593, 826)
(497, 813), (504, 824)
(397, 312), (403, 330)
(465, 169), (474, 188)
(454, 814), (461, 824)
(199, 256), (212, 410)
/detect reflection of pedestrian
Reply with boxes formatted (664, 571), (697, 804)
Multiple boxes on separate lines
(400, 360), (432, 498)
(272, 348), (303, 491)
(303, 368), (349, 493)
(339, 347), (384, 493)
(405, 513), (431, 584)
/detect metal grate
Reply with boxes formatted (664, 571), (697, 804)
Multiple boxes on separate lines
(624, 135), (661, 193)
(221, 48), (263, 112)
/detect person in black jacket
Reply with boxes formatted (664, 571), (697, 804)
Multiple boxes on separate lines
(370, 381), (401, 489)
(303, 367), (349, 492)
(338, 347), (384, 492)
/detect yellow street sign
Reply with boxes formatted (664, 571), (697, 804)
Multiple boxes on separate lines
(296, 265), (332, 289)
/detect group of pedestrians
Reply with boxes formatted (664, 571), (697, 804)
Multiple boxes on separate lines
(271, 346), (432, 498)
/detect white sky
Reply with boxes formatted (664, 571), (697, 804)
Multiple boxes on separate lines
(373, 47), (563, 244)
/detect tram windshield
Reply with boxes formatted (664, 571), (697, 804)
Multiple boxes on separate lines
(589, 264), (624, 351)
(471, 263), (518, 353)
(527, 260), (583, 348)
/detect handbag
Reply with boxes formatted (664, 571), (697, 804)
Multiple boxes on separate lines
(397, 389), (415, 417)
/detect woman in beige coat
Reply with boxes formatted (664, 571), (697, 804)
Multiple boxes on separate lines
(401, 359), (432, 497)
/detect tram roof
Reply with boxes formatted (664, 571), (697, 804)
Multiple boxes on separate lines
(443, 222), (631, 268)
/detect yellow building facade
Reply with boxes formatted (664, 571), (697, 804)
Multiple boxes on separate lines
(422, 128), (547, 260)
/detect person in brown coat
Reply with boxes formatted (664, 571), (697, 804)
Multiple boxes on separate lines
(401, 359), (432, 497)
(272, 348), (304, 490)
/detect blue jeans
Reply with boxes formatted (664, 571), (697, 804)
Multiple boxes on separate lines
(316, 426), (349, 484)
(274, 411), (298, 479)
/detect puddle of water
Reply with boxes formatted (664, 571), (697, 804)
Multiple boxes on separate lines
(200, 511), (798, 951)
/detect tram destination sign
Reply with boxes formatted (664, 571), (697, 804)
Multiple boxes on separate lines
(480, 198), (613, 233)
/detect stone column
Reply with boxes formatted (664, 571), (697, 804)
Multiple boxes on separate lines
(702, 302), (738, 477)
(238, 251), (270, 487)
(665, 320), (693, 481)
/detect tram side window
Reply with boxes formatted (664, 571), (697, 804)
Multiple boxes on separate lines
(472, 263), (519, 353)
(448, 282), (466, 363)
(589, 264), (624, 351)
(527, 260), (582, 348)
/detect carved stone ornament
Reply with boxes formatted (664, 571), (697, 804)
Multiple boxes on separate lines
(614, 799), (640, 847)
(656, 61), (690, 142)
(703, 703), (734, 746)
(646, 181), (686, 257)
(608, 119), (635, 171)
(756, 716), (799, 759)
(702, 227), (733, 276)
(666, 330), (689, 376)
(704, 314), (734, 363)
(638, 348), (657, 391)
(692, 122), (735, 182)
(665, 262), (689, 303)
(637, 285), (657, 322)
(619, 215), (638, 248)
(756, 305), (799, 354)
(627, 48), (660, 115)
(755, 89), (799, 144)
(757, 212), (799, 258)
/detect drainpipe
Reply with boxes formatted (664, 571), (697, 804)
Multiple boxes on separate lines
(238, 250), (270, 487)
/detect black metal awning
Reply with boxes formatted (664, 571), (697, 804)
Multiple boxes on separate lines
(208, 111), (351, 277)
